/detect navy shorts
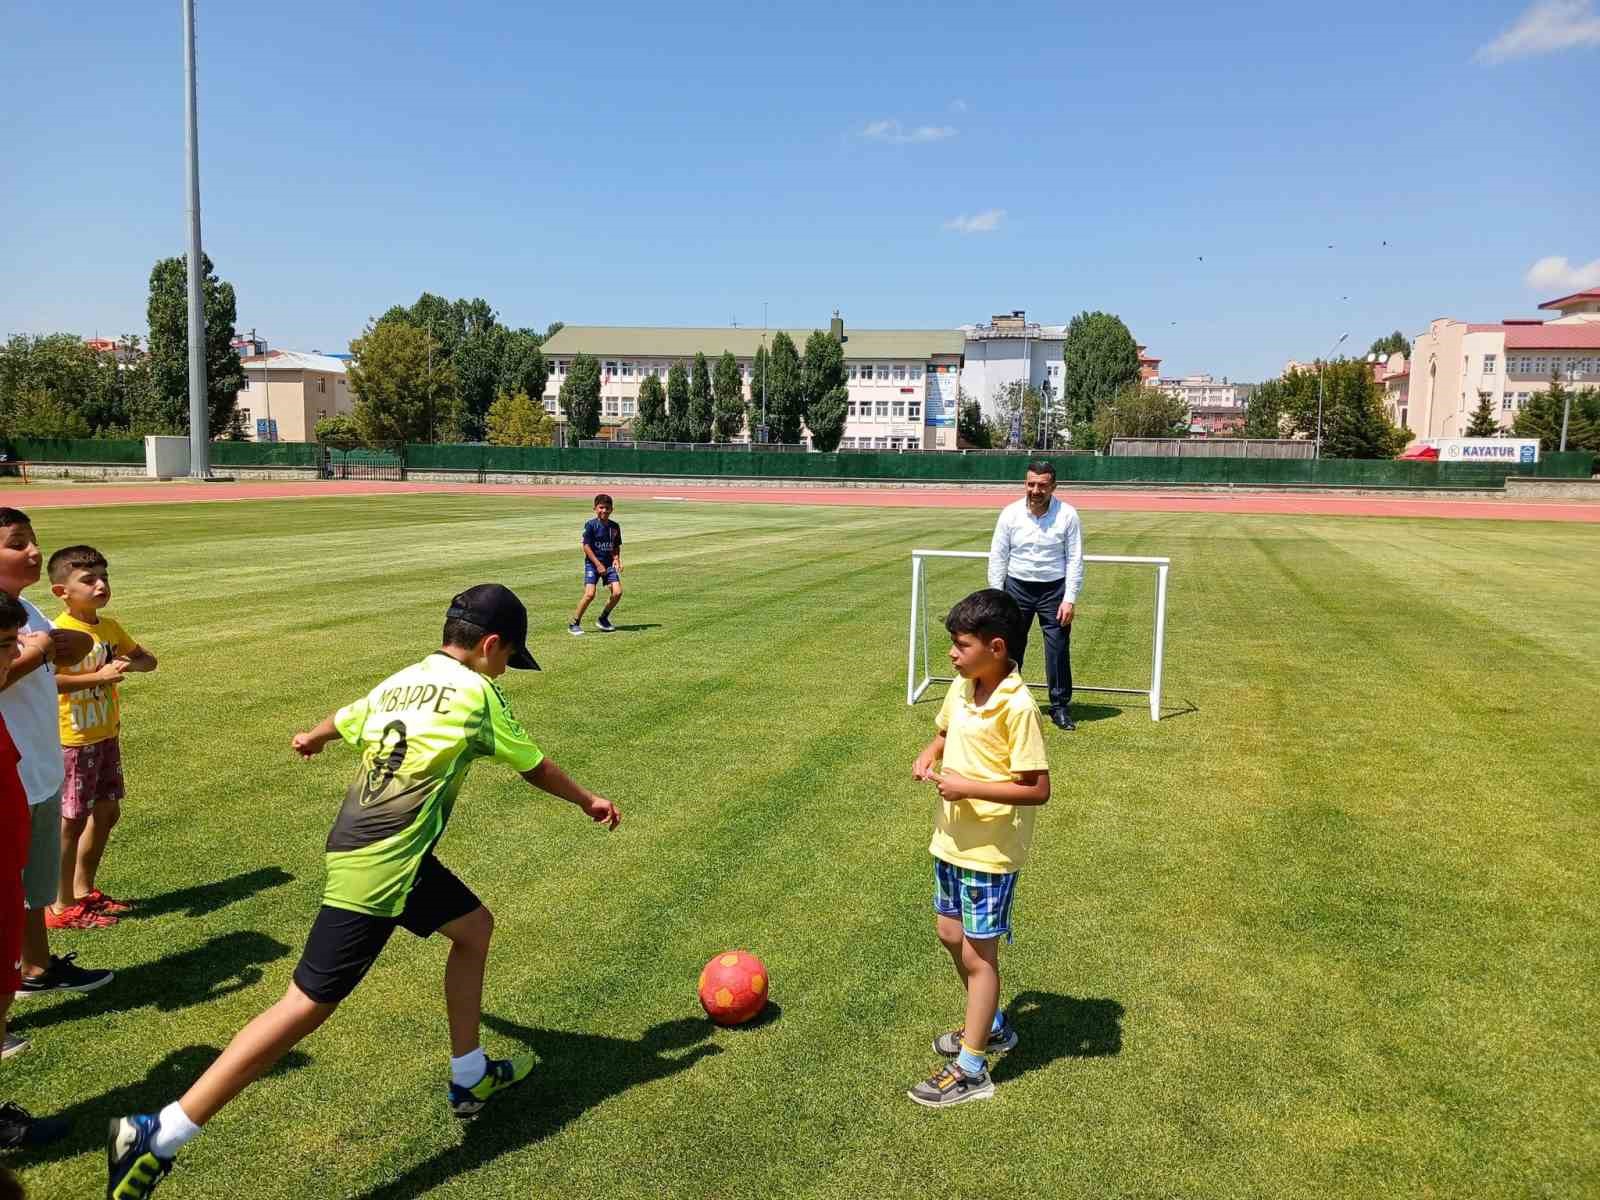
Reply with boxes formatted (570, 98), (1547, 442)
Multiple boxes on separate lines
(933, 857), (1019, 942)
(584, 562), (620, 586)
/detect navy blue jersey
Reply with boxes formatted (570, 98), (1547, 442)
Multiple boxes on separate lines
(582, 517), (621, 566)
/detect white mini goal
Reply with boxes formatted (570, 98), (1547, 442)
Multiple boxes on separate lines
(906, 549), (1171, 720)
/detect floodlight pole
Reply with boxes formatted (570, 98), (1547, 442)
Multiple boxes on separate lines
(182, 0), (209, 476)
(1315, 331), (1348, 459)
(761, 301), (769, 444)
(1560, 368), (1580, 452)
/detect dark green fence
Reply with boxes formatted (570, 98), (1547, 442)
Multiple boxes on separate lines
(2, 438), (1592, 487)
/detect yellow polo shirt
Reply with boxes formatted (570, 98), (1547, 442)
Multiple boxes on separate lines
(928, 669), (1049, 873)
(53, 612), (140, 747)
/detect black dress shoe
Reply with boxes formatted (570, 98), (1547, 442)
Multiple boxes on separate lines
(1050, 706), (1076, 730)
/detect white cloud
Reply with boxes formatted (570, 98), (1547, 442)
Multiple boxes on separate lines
(1475, 0), (1600, 62)
(1525, 255), (1600, 291)
(949, 98), (969, 113)
(943, 209), (1006, 234)
(860, 119), (957, 144)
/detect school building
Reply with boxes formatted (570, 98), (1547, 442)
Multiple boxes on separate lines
(538, 317), (966, 449)
(234, 350), (354, 442)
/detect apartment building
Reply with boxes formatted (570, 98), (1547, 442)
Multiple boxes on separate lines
(539, 318), (965, 449)
(1157, 373), (1246, 435)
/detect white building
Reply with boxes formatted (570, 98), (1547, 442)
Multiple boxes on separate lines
(958, 312), (1068, 418)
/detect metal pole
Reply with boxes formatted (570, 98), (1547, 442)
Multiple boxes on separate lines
(906, 555), (922, 705)
(1559, 370), (1577, 452)
(182, 0), (208, 476)
(1316, 332), (1348, 460)
(762, 301), (769, 444)
(252, 326), (271, 442)
(1151, 563), (1168, 721)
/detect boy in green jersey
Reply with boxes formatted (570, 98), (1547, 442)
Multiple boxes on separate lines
(108, 584), (621, 1198)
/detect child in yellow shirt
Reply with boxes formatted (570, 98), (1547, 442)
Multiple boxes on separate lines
(47, 546), (156, 928)
(909, 588), (1050, 1107)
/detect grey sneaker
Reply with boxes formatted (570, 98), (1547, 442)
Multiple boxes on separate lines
(596, 615), (616, 633)
(933, 1019), (1017, 1058)
(907, 1062), (995, 1108)
(567, 622), (584, 637)
(1, 1034), (28, 1060)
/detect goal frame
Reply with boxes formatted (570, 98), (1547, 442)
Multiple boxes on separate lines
(906, 549), (1171, 720)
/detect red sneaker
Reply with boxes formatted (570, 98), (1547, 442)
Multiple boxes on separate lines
(43, 902), (117, 930)
(83, 889), (134, 914)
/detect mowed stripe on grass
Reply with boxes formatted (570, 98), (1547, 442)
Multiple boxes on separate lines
(12, 497), (1599, 1200)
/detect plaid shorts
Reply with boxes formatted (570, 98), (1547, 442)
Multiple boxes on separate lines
(933, 857), (1019, 942)
(62, 737), (125, 819)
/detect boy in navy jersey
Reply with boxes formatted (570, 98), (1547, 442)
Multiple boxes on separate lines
(568, 494), (623, 635)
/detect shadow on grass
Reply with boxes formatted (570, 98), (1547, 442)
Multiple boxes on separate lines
(125, 867), (296, 920)
(991, 990), (1124, 1085)
(13, 930), (292, 1034)
(351, 1013), (720, 1200)
(1063, 703), (1124, 725)
(603, 623), (661, 632)
(16, 1044), (312, 1165)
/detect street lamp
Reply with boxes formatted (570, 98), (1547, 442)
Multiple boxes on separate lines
(1315, 332), (1349, 459)
(1560, 363), (1583, 452)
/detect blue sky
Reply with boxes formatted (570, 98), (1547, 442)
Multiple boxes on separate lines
(3, 0), (1597, 381)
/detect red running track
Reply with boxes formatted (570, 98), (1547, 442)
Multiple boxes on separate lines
(10, 479), (1600, 522)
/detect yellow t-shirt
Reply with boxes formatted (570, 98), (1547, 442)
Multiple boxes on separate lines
(53, 612), (139, 747)
(928, 669), (1050, 873)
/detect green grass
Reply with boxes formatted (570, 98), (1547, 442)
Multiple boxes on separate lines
(11, 495), (1600, 1200)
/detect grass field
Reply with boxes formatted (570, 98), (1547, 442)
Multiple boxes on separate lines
(9, 494), (1599, 1200)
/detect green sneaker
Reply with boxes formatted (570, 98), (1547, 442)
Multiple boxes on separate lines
(106, 1114), (174, 1197)
(933, 1017), (1018, 1058)
(907, 1061), (995, 1108)
(448, 1054), (534, 1119)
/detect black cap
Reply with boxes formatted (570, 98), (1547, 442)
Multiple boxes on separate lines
(445, 584), (540, 670)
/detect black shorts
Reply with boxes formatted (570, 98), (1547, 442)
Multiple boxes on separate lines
(292, 855), (481, 1004)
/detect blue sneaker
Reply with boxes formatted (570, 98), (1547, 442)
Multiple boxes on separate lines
(107, 1114), (174, 1198)
(448, 1054), (534, 1119)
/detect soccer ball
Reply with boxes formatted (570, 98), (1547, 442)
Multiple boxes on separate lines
(697, 950), (769, 1026)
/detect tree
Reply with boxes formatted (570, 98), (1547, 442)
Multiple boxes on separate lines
(1510, 374), (1600, 452)
(1092, 383), (1190, 447)
(1240, 361), (1408, 457)
(146, 253), (244, 436)
(3, 388), (91, 438)
(485, 390), (554, 446)
(765, 332), (804, 444)
(748, 345), (768, 438)
(687, 352), (714, 442)
(559, 353), (602, 441)
(800, 329), (849, 452)
(1465, 390), (1499, 437)
(635, 373), (669, 441)
(665, 363), (691, 441)
(1061, 311), (1140, 434)
(0, 333), (136, 434)
(348, 320), (460, 451)
(1368, 331), (1410, 358)
(712, 352), (745, 442)
(957, 391), (991, 448)
(496, 330), (548, 413)
(314, 412), (363, 449)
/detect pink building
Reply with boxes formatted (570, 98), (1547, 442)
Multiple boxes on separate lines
(1405, 289), (1600, 437)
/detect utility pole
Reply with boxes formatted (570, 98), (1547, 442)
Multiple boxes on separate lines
(251, 326), (272, 441)
(761, 301), (769, 444)
(182, 0), (209, 475)
(1316, 332), (1349, 459)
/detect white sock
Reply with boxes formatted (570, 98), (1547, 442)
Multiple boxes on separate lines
(450, 1047), (487, 1087)
(152, 1102), (201, 1158)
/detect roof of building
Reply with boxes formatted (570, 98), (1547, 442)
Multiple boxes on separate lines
(1538, 288), (1600, 311)
(540, 326), (964, 360)
(240, 350), (348, 374)
(1464, 323), (1600, 349)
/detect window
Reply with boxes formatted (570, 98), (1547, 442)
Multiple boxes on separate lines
(892, 364), (907, 382)
(620, 362), (634, 378)
(892, 399), (906, 419)
(1482, 354), (1496, 374)
(1517, 392), (1530, 410)
(239, 407), (252, 424)
(847, 364), (859, 382)
(846, 399), (857, 418)
(554, 361), (565, 375)
(875, 364), (890, 382)
(602, 396), (620, 417)
(1398, 407), (1408, 428)
(874, 399), (890, 419)
(910, 366), (923, 382)
(621, 398), (636, 416)
(604, 361), (618, 378)
(908, 401), (922, 421)
(1501, 394), (1512, 411)
(241, 377), (250, 390)
(318, 377), (327, 393)
(544, 396), (558, 413)
(1533, 356), (1548, 375)
(874, 435), (888, 449)
(889, 436), (904, 450)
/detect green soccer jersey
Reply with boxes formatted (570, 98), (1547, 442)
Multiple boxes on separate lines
(323, 652), (544, 917)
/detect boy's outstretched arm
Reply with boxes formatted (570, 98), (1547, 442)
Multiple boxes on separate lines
(521, 758), (621, 829)
(291, 716), (341, 759)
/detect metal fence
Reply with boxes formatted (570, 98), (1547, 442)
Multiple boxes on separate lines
(578, 440), (809, 453)
(1109, 438), (1316, 459)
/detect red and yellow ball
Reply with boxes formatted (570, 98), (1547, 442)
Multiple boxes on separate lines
(697, 950), (769, 1026)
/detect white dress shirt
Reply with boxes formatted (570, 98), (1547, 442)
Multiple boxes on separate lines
(987, 496), (1084, 602)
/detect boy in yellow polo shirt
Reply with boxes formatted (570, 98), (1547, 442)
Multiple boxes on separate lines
(909, 587), (1049, 1107)
(47, 546), (157, 929)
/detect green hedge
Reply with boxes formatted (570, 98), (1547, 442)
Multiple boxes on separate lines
(2, 438), (1592, 486)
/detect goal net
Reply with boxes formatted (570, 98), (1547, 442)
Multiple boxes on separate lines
(906, 549), (1170, 720)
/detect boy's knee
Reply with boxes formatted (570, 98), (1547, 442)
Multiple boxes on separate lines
(935, 917), (964, 950)
(95, 799), (121, 825)
(961, 935), (1000, 971)
(59, 815), (88, 837)
(450, 906), (494, 953)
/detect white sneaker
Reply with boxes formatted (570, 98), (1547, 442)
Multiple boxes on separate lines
(2, 1034), (29, 1060)
(596, 616), (616, 633)
(567, 622), (584, 636)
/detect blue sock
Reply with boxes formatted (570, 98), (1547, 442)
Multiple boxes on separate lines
(956, 1044), (987, 1076)
(991, 1011), (1005, 1035)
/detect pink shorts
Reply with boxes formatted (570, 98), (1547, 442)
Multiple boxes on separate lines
(62, 738), (125, 819)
